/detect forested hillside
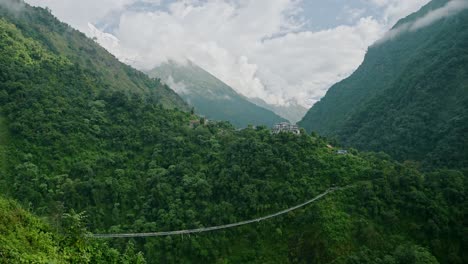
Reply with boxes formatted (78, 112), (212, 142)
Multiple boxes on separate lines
(0, 0), (466, 263)
(299, 0), (468, 169)
(0, 0), (188, 111)
(149, 61), (286, 128)
(0, 196), (149, 263)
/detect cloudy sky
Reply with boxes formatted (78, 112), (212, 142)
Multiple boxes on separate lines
(25, 0), (433, 108)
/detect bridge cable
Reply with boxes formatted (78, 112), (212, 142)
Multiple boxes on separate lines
(91, 185), (353, 239)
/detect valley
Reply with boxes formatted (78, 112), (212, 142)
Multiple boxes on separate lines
(0, 0), (466, 263)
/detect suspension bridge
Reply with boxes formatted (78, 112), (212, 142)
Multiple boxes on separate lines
(92, 185), (352, 238)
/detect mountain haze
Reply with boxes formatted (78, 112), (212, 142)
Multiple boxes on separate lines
(149, 61), (287, 127)
(0, 0), (466, 263)
(249, 97), (308, 124)
(299, 0), (468, 169)
(0, 0), (188, 111)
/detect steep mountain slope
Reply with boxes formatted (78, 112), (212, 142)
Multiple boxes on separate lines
(0, 0), (188, 111)
(149, 61), (287, 127)
(299, 0), (468, 169)
(249, 97), (308, 124)
(0, 1), (466, 263)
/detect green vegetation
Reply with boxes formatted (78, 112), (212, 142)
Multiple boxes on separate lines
(299, 0), (468, 170)
(0, 0), (188, 111)
(0, 0), (466, 263)
(149, 61), (287, 128)
(0, 195), (146, 263)
(0, 115), (8, 178)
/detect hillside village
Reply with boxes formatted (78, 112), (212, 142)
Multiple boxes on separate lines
(272, 122), (301, 135)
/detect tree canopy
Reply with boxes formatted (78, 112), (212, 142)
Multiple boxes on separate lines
(0, 1), (466, 263)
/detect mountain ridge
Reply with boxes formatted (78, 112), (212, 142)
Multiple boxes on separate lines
(248, 96), (307, 124)
(0, 0), (188, 111)
(148, 60), (288, 127)
(299, 0), (468, 169)
(87, 17), (306, 124)
(0, 1), (465, 263)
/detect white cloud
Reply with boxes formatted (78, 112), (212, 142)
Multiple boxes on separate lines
(165, 75), (190, 95)
(26, 0), (137, 32)
(87, 0), (388, 107)
(378, 0), (468, 43)
(368, 0), (431, 25)
(25, 0), (431, 108)
(250, 17), (385, 106)
(87, 23), (140, 64)
(411, 0), (468, 30)
(339, 6), (366, 23)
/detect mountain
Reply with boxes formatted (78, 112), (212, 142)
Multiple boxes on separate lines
(299, 0), (468, 169)
(148, 61), (287, 127)
(0, 1), (465, 263)
(88, 22), (305, 124)
(249, 97), (308, 124)
(0, 0), (188, 111)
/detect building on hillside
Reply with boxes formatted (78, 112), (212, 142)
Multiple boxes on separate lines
(272, 122), (301, 135)
(336, 150), (348, 155)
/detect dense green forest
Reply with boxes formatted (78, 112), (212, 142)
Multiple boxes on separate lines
(0, 0), (466, 263)
(299, 0), (468, 170)
(149, 61), (287, 128)
(0, 196), (146, 263)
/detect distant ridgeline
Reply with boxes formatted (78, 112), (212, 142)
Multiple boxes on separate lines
(0, 0), (466, 263)
(148, 61), (287, 128)
(299, 0), (468, 170)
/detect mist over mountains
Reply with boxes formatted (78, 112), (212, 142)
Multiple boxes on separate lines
(0, 0), (466, 263)
(32, 0), (431, 112)
(148, 60), (287, 127)
(300, 0), (468, 169)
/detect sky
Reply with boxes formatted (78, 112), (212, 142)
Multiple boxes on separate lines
(25, 0), (435, 108)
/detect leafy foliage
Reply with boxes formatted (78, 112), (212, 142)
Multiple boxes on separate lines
(0, 1), (466, 263)
(0, 196), (142, 263)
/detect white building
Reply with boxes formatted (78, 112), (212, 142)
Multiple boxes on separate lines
(272, 122), (301, 135)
